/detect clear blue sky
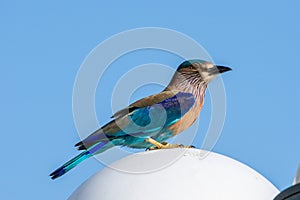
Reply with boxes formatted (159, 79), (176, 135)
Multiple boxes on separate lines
(1, 0), (300, 199)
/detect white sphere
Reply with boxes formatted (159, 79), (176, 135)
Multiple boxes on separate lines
(69, 149), (279, 200)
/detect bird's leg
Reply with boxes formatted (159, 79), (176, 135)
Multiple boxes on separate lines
(145, 138), (195, 150)
(145, 138), (165, 149)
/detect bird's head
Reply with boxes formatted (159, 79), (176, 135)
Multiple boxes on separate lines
(176, 59), (232, 84)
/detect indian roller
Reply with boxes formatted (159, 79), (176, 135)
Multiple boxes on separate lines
(50, 59), (231, 179)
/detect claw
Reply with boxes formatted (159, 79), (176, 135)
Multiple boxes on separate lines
(186, 145), (196, 148)
(145, 146), (158, 151)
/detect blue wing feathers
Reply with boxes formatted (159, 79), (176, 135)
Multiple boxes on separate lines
(128, 92), (194, 129)
(75, 92), (195, 151)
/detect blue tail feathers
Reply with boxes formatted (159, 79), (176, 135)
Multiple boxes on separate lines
(50, 151), (92, 179)
(50, 141), (108, 180)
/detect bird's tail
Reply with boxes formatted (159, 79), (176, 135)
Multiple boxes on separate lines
(50, 141), (108, 180)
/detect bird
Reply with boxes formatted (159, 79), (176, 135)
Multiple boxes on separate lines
(50, 59), (231, 179)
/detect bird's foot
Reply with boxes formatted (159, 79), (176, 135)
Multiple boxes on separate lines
(146, 142), (182, 151)
(145, 138), (196, 151)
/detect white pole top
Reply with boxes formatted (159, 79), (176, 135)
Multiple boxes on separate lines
(69, 148), (279, 200)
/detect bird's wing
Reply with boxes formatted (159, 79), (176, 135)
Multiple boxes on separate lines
(111, 90), (179, 118)
(75, 91), (195, 150)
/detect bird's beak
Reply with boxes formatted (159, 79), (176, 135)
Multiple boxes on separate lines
(202, 64), (231, 82)
(207, 65), (232, 76)
(215, 65), (232, 74)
